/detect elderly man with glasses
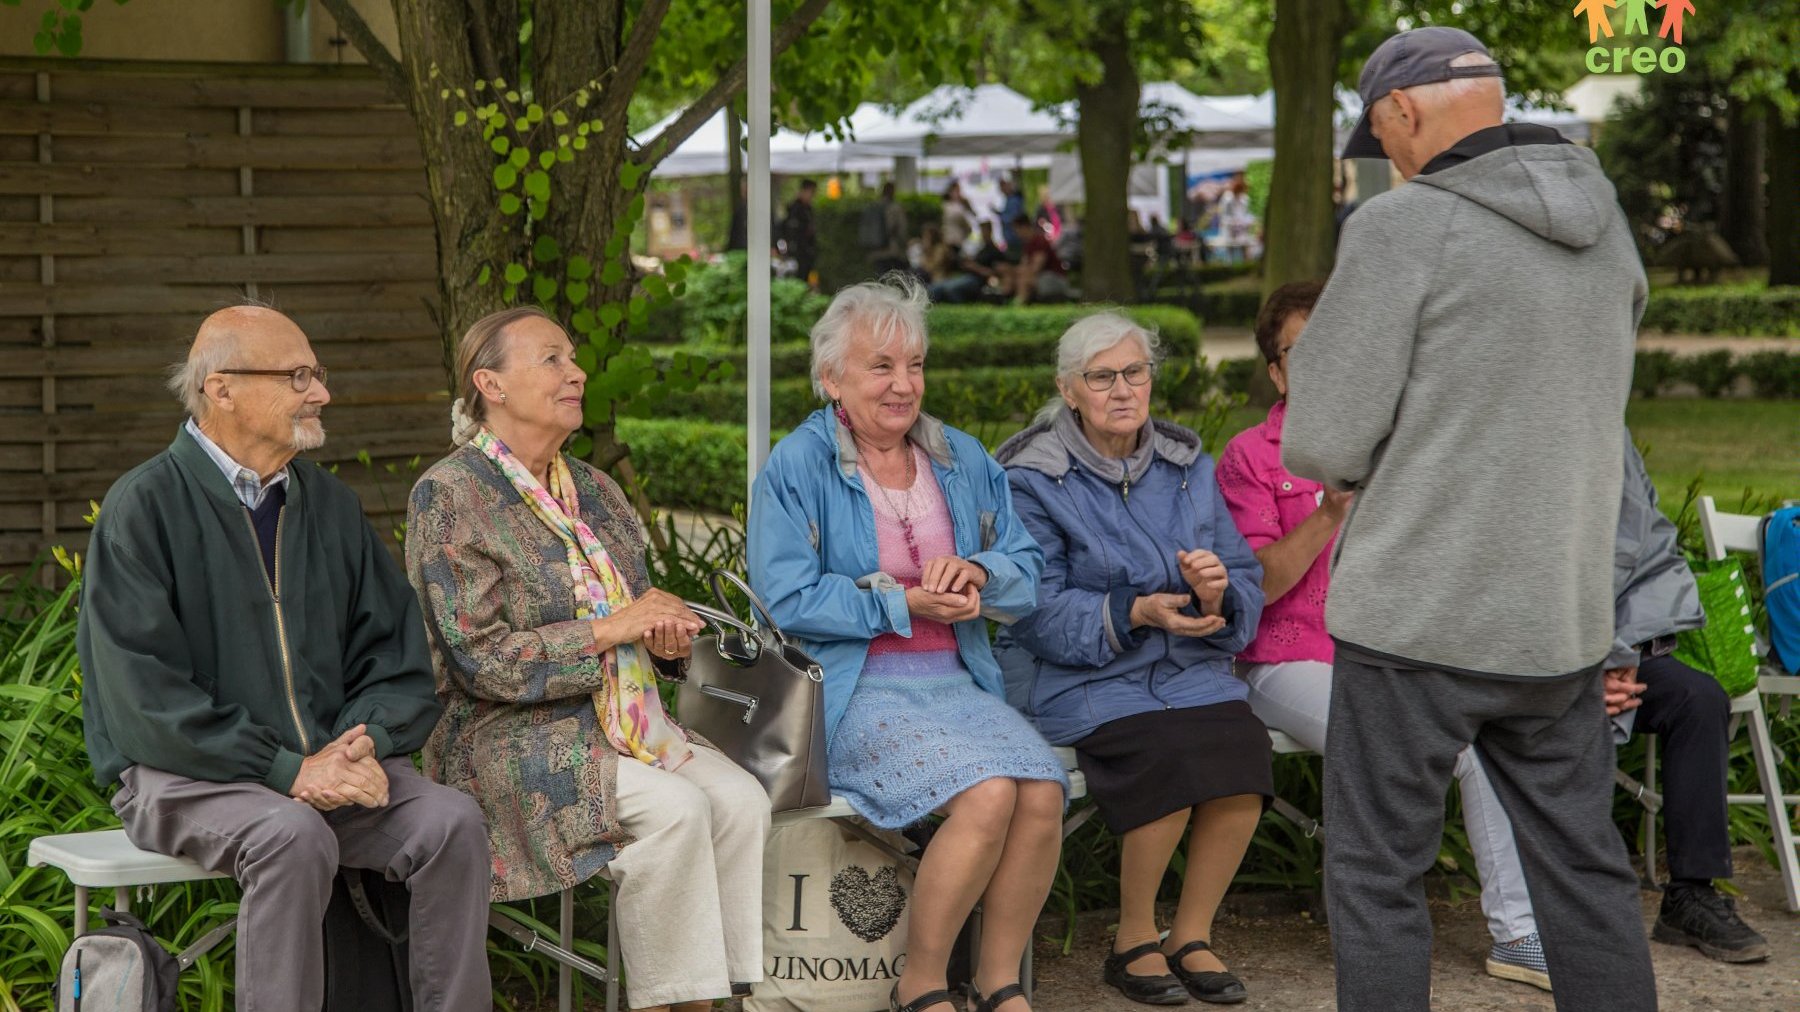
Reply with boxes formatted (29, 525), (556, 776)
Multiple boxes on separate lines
(76, 304), (494, 1011)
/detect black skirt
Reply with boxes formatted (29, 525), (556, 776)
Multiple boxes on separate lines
(1074, 701), (1274, 834)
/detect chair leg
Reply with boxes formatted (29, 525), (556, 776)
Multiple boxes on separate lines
(1744, 694), (1800, 912)
(73, 884), (88, 938)
(559, 887), (575, 1012)
(1644, 734), (1659, 888)
(607, 879), (622, 1012)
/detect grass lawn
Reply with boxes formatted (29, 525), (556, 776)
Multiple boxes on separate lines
(1201, 398), (1797, 514)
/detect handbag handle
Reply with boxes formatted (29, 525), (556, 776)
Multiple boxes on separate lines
(708, 570), (790, 647)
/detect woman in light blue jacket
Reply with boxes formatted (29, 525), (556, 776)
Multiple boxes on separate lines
(748, 277), (1066, 1012)
(995, 312), (1269, 1007)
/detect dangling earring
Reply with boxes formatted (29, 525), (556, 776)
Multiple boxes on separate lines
(833, 399), (852, 432)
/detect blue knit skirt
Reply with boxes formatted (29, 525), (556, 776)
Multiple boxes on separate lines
(827, 652), (1070, 829)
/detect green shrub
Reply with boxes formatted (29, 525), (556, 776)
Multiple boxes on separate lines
(1201, 288), (1263, 328)
(1639, 284), (1800, 337)
(1633, 349), (1681, 398)
(662, 252), (826, 347)
(616, 418), (754, 513)
(929, 304), (1203, 363)
(1217, 358), (1258, 397)
(1682, 348), (1739, 398)
(1738, 350), (1800, 399)
(812, 193), (944, 294)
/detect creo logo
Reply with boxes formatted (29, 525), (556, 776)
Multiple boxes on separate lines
(1575, 0), (1693, 74)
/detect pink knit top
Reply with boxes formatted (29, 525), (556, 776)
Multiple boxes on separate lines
(1215, 400), (1337, 664)
(863, 444), (960, 657)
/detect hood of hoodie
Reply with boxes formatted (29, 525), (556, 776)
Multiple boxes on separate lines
(995, 408), (1202, 483)
(1412, 131), (1620, 250)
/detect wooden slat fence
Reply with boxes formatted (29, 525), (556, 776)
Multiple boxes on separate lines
(0, 58), (452, 576)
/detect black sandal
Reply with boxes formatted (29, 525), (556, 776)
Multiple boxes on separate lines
(888, 983), (959, 1012)
(970, 981), (1029, 1012)
(1102, 940), (1191, 1005)
(1165, 939), (1248, 1005)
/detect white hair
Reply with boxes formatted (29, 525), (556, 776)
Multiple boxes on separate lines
(1393, 52), (1504, 114)
(1054, 311), (1162, 381)
(809, 273), (931, 400)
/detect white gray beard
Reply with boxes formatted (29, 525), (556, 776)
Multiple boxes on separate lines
(291, 419), (326, 452)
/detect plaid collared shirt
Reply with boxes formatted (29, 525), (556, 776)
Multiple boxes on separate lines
(184, 417), (289, 510)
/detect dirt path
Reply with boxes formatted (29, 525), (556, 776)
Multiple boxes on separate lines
(1028, 847), (1799, 1010)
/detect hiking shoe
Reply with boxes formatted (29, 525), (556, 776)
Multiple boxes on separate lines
(1484, 932), (1551, 992)
(1652, 883), (1770, 963)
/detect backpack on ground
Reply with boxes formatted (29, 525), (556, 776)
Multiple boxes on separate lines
(55, 909), (182, 1012)
(857, 202), (890, 250)
(1762, 504), (1800, 675)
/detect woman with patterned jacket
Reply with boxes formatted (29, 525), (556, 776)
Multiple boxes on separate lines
(406, 307), (770, 1012)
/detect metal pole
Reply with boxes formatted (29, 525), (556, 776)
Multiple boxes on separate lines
(746, 0), (773, 502)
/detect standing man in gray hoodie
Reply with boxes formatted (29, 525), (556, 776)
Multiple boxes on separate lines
(1282, 27), (1657, 1012)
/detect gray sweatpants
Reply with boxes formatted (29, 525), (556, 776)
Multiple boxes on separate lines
(1323, 656), (1655, 1012)
(113, 758), (494, 1012)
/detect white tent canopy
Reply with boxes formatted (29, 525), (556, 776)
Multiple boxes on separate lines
(842, 83), (1071, 158)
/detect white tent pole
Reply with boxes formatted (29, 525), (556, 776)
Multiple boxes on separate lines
(746, 0), (772, 502)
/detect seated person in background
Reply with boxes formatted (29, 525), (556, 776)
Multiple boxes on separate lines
(998, 312), (1269, 1006)
(1011, 214), (1071, 305)
(78, 304), (493, 1011)
(408, 307), (771, 1012)
(922, 223), (984, 304)
(967, 219), (1015, 293)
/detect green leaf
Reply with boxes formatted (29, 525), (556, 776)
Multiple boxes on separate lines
(529, 198), (549, 220)
(499, 193), (522, 215)
(503, 283), (518, 301)
(532, 234), (561, 263)
(504, 90), (521, 103)
(473, 79), (486, 92)
(642, 273), (669, 300)
(566, 255), (593, 281)
(514, 117), (531, 132)
(572, 136), (588, 151)
(453, 110), (469, 127)
(604, 234), (627, 258)
(476, 265), (491, 285)
(619, 162), (645, 190)
(599, 305), (624, 328)
(532, 274), (558, 304)
(517, 20), (533, 45)
(569, 433), (592, 458)
(627, 297), (647, 320)
(503, 263), (528, 285)
(599, 261), (625, 285)
(556, 147), (574, 164)
(577, 123), (591, 137)
(526, 103), (545, 123)
(508, 147), (530, 169)
(523, 171), (551, 201)
(565, 280), (590, 305)
(572, 308), (598, 333)
(492, 163), (518, 190)
(538, 150), (556, 170)
(490, 135), (510, 155)
(552, 110), (570, 127)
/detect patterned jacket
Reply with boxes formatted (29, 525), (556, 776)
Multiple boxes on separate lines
(406, 442), (685, 901)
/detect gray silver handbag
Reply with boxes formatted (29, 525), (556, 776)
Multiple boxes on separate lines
(680, 571), (832, 814)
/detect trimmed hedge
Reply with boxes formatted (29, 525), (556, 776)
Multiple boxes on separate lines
(1632, 347), (1800, 398)
(615, 418), (754, 512)
(663, 365), (1062, 429)
(812, 193), (945, 293)
(1639, 285), (1799, 337)
(648, 303), (1205, 378)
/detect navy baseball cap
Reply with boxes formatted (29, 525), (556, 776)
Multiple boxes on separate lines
(1342, 27), (1504, 160)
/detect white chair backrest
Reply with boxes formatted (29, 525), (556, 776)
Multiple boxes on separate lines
(1697, 495), (1764, 562)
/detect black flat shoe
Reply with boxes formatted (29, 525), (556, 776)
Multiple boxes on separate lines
(1165, 940), (1248, 1005)
(1102, 941), (1191, 1005)
(889, 982), (959, 1012)
(970, 982), (1028, 1012)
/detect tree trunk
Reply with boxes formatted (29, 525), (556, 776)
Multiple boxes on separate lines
(1767, 103), (1798, 286)
(1262, 0), (1348, 298)
(1073, 8), (1138, 304)
(1720, 98), (1768, 267)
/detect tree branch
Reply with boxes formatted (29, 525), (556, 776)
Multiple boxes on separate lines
(597, 0), (673, 132)
(317, 0), (407, 99)
(634, 0), (834, 168)
(464, 0), (505, 84)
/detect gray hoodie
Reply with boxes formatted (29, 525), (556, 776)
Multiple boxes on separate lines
(1283, 137), (1647, 679)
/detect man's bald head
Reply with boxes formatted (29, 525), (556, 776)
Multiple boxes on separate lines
(168, 304), (307, 418)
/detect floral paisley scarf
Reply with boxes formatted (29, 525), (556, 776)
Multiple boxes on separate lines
(472, 428), (692, 770)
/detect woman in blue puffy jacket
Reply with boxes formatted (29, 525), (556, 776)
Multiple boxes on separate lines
(996, 312), (1270, 1007)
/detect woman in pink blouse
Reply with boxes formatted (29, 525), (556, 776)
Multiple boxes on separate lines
(1215, 282), (1552, 991)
